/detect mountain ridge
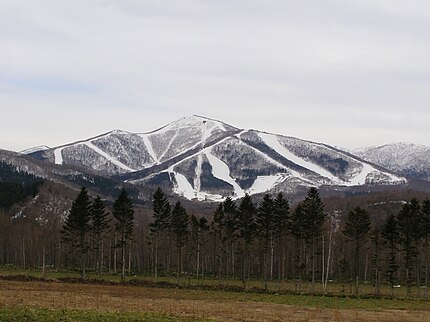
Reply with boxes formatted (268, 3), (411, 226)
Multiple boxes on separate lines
(17, 115), (411, 201)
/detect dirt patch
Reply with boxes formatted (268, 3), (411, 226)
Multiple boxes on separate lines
(0, 280), (428, 322)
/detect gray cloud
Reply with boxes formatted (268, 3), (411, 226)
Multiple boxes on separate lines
(1, 0), (429, 151)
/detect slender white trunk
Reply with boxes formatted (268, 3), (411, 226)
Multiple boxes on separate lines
(128, 241), (132, 275)
(324, 223), (333, 293)
(322, 235), (325, 291)
(196, 242), (200, 279)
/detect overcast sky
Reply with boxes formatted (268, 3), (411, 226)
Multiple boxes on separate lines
(1, 0), (429, 152)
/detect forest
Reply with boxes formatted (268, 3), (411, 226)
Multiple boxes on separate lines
(1, 180), (430, 300)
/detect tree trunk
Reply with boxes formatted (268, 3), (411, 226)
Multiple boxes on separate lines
(128, 241), (132, 275)
(270, 237), (274, 281)
(324, 223), (333, 294)
(114, 236), (117, 275)
(177, 245), (181, 286)
(322, 235), (325, 293)
(154, 238), (158, 280)
(311, 237), (315, 294)
(121, 242), (126, 284)
(42, 243), (46, 279)
(355, 239), (359, 297)
(425, 239), (429, 300)
(22, 238), (26, 269)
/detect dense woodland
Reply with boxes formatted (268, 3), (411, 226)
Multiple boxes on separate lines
(1, 172), (430, 299)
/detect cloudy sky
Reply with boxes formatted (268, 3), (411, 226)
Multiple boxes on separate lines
(1, 0), (429, 152)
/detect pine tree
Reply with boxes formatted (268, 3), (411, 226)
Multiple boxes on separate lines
(291, 203), (306, 291)
(222, 197), (238, 278)
(397, 198), (420, 297)
(256, 194), (275, 292)
(382, 213), (400, 297)
(113, 188), (134, 284)
(273, 192), (290, 286)
(237, 193), (256, 288)
(90, 196), (110, 277)
(343, 206), (371, 296)
(190, 215), (209, 281)
(149, 188), (171, 279)
(170, 201), (189, 285)
(421, 199), (430, 299)
(211, 203), (225, 280)
(300, 187), (326, 293)
(62, 187), (91, 279)
(370, 227), (382, 296)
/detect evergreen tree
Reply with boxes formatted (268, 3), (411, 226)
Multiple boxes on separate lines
(190, 215), (209, 281)
(421, 199), (430, 299)
(62, 187), (91, 279)
(90, 196), (110, 277)
(222, 197), (238, 278)
(370, 227), (382, 296)
(343, 206), (371, 296)
(149, 188), (171, 279)
(397, 198), (420, 296)
(290, 203), (306, 290)
(170, 201), (189, 285)
(300, 187), (326, 293)
(113, 188), (134, 284)
(382, 213), (400, 297)
(211, 203), (225, 280)
(256, 194), (275, 291)
(237, 193), (257, 288)
(273, 192), (290, 286)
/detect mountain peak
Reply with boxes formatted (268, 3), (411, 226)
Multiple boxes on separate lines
(22, 116), (408, 201)
(164, 115), (239, 132)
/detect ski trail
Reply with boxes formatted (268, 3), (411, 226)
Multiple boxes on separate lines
(205, 150), (245, 198)
(246, 174), (287, 195)
(194, 121), (210, 196)
(159, 129), (179, 161)
(240, 140), (317, 186)
(84, 141), (136, 172)
(171, 172), (195, 200)
(258, 132), (341, 185)
(54, 147), (65, 165)
(140, 134), (160, 164)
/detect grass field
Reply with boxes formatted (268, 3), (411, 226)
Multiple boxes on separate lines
(0, 266), (427, 299)
(0, 307), (209, 322)
(1, 268), (430, 321)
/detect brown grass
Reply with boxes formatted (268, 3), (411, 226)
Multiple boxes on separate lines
(0, 280), (429, 322)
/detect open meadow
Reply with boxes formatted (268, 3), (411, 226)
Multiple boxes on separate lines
(0, 269), (429, 321)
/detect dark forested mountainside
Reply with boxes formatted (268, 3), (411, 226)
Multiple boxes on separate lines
(0, 161), (43, 208)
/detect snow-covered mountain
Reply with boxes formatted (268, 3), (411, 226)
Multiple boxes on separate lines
(355, 143), (430, 181)
(27, 115), (406, 201)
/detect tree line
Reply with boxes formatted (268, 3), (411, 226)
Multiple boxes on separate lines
(1, 184), (430, 298)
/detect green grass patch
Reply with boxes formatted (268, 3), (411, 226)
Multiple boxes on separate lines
(1, 266), (429, 312)
(0, 306), (211, 322)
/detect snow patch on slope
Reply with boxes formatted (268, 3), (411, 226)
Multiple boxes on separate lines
(171, 172), (195, 200)
(54, 147), (65, 165)
(238, 137), (317, 187)
(84, 141), (136, 172)
(259, 132), (341, 184)
(246, 174), (287, 195)
(159, 129), (179, 161)
(140, 134), (159, 164)
(20, 146), (50, 155)
(193, 121), (209, 195)
(205, 150), (245, 198)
